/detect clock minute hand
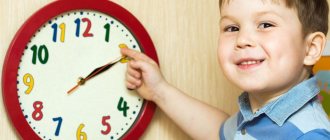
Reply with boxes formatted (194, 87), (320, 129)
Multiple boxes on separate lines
(67, 56), (129, 94)
(85, 56), (123, 81)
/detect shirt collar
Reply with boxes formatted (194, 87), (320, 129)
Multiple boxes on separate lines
(237, 77), (320, 129)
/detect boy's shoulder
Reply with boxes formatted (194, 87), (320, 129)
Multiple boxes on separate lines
(220, 77), (330, 140)
(220, 100), (330, 140)
(288, 98), (330, 134)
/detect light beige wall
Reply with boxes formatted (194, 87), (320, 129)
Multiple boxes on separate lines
(0, 0), (255, 139)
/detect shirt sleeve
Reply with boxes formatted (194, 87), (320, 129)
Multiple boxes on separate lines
(297, 129), (330, 140)
(220, 123), (226, 140)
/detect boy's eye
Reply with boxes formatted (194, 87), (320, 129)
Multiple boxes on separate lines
(258, 22), (274, 29)
(224, 26), (239, 32)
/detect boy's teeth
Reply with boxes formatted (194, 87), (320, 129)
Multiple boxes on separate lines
(241, 60), (259, 65)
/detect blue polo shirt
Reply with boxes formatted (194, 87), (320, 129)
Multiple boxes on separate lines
(220, 77), (330, 140)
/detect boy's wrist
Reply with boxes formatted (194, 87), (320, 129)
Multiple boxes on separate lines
(151, 80), (170, 103)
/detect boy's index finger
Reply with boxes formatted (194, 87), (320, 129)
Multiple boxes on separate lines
(121, 47), (152, 62)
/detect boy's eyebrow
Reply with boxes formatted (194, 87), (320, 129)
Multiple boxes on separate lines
(220, 10), (283, 22)
(220, 15), (229, 20)
(220, 15), (231, 21)
(220, 14), (239, 23)
(253, 11), (282, 18)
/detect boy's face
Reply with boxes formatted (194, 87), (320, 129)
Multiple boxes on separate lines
(218, 0), (310, 95)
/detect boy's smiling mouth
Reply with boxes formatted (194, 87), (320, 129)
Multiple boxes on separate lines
(236, 58), (265, 70)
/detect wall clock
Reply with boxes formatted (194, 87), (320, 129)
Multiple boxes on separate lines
(2, 0), (158, 139)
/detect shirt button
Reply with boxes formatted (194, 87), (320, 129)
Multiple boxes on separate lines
(241, 128), (246, 135)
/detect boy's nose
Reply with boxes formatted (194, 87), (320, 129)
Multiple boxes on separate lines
(236, 31), (255, 49)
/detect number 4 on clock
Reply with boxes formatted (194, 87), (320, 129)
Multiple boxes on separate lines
(117, 97), (129, 117)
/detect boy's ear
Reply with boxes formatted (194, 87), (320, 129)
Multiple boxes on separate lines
(304, 32), (326, 66)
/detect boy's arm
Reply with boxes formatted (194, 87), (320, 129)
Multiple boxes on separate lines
(121, 48), (229, 140)
(153, 83), (229, 140)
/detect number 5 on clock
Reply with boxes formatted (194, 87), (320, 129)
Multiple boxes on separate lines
(101, 115), (111, 135)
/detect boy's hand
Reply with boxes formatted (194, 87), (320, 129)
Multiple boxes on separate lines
(121, 48), (166, 101)
(121, 48), (228, 140)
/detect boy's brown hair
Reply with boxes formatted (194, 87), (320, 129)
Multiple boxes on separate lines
(219, 0), (329, 36)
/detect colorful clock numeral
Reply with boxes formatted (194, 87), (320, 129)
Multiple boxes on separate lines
(51, 23), (66, 42)
(23, 73), (34, 94)
(52, 117), (63, 136)
(74, 18), (80, 37)
(101, 115), (111, 135)
(59, 23), (66, 42)
(104, 23), (111, 42)
(51, 18), (115, 43)
(76, 124), (87, 140)
(31, 45), (49, 65)
(117, 97), (130, 117)
(75, 18), (93, 37)
(32, 101), (44, 121)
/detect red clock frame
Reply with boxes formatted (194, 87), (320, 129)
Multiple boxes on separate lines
(2, 0), (158, 139)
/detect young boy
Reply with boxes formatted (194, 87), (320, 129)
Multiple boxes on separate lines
(121, 0), (330, 139)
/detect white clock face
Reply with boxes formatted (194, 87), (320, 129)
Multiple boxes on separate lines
(16, 10), (144, 140)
